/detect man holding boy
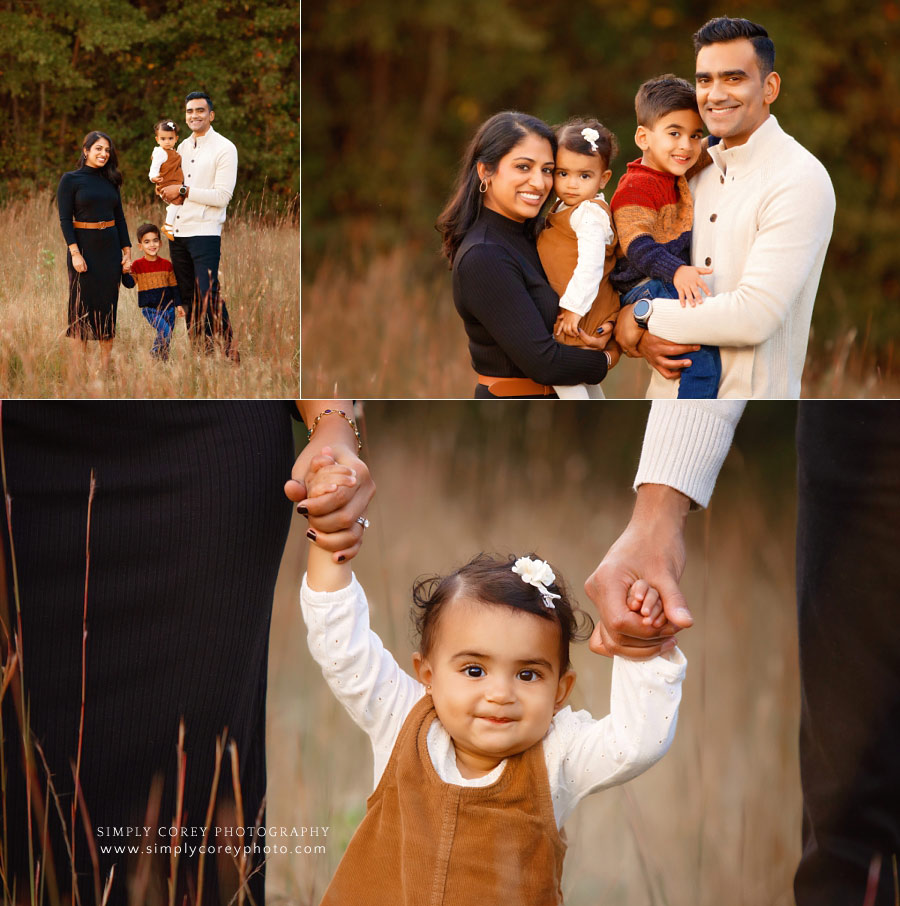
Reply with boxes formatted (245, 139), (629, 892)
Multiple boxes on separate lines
(159, 90), (237, 358)
(615, 17), (836, 398)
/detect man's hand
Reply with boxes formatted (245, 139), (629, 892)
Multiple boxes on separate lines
(159, 185), (183, 203)
(585, 484), (694, 659)
(554, 308), (583, 339)
(637, 332), (699, 379)
(615, 303), (699, 374)
(614, 304), (644, 357)
(673, 265), (713, 307)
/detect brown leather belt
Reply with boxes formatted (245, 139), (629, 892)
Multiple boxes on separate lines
(73, 219), (115, 229)
(477, 374), (554, 397)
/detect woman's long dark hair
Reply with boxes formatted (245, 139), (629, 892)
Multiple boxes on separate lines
(436, 111), (556, 265)
(78, 131), (123, 188)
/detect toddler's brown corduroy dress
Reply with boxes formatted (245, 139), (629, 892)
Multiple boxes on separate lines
(537, 197), (620, 348)
(322, 694), (567, 905)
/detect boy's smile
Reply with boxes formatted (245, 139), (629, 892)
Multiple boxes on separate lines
(413, 596), (575, 779)
(139, 233), (161, 260)
(635, 109), (705, 177)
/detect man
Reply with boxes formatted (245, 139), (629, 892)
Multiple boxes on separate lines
(615, 18), (836, 398)
(159, 90), (237, 357)
(586, 400), (900, 905)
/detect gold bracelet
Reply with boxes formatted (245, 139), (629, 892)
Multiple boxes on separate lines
(306, 408), (362, 453)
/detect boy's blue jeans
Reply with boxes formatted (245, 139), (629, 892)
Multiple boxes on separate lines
(141, 305), (177, 360)
(621, 279), (721, 399)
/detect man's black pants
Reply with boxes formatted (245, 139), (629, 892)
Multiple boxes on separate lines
(795, 402), (900, 904)
(170, 235), (234, 354)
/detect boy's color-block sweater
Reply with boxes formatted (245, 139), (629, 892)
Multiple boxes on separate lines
(609, 159), (693, 296)
(129, 256), (181, 310)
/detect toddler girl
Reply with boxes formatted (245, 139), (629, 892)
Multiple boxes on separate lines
(148, 118), (184, 239)
(537, 118), (622, 400)
(301, 451), (686, 905)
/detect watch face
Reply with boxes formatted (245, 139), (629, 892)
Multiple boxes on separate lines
(633, 299), (651, 321)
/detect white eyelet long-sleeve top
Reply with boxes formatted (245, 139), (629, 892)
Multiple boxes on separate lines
(301, 574), (686, 829)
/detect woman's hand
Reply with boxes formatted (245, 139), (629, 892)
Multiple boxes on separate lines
(575, 321), (616, 350)
(121, 247), (132, 267)
(286, 402), (375, 563)
(285, 443), (374, 562)
(71, 252), (87, 273)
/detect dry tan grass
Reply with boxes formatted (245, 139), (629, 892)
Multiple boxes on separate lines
(301, 242), (898, 399)
(266, 402), (802, 906)
(0, 196), (298, 398)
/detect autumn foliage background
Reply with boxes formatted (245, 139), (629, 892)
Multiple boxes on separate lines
(0, 0), (298, 204)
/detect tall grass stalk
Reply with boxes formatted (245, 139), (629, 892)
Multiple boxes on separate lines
(72, 472), (96, 903)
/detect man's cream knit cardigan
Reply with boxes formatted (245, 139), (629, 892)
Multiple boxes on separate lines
(644, 115), (836, 399)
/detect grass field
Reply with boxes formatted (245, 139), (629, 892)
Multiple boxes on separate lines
(0, 195), (298, 398)
(265, 402), (803, 906)
(301, 241), (897, 399)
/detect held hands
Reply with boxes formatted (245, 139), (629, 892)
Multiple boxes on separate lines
(122, 259), (132, 274)
(284, 442), (375, 563)
(121, 247), (131, 267)
(585, 484), (694, 659)
(574, 319), (617, 351)
(672, 265), (713, 307)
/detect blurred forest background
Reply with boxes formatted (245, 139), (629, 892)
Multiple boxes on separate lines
(302, 0), (900, 397)
(0, 0), (299, 204)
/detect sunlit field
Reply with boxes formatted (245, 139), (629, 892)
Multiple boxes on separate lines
(266, 402), (803, 906)
(0, 196), (298, 397)
(301, 242), (896, 399)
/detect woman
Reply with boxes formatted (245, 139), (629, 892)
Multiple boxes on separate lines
(57, 131), (132, 366)
(437, 112), (611, 398)
(1, 401), (373, 906)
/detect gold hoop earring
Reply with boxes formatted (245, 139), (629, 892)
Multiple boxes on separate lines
(479, 178), (488, 194)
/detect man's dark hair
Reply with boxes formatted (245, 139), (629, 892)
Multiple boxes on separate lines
(635, 75), (698, 128)
(693, 17), (775, 77)
(136, 223), (160, 243)
(184, 90), (214, 110)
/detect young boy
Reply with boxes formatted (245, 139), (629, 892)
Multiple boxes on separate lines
(148, 119), (184, 240)
(124, 223), (183, 361)
(609, 74), (721, 399)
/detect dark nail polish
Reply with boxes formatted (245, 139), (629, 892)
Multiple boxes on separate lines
(337, 555), (346, 563)
(306, 529), (316, 541)
(296, 504), (308, 516)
